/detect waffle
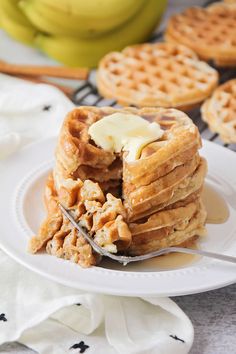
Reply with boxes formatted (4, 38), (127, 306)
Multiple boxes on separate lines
(29, 106), (207, 267)
(97, 42), (218, 110)
(201, 79), (236, 143)
(29, 173), (132, 267)
(126, 157), (207, 221)
(129, 199), (206, 255)
(165, 3), (236, 67)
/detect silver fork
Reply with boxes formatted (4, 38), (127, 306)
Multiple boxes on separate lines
(59, 204), (236, 266)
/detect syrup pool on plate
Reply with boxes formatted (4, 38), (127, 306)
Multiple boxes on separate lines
(202, 183), (230, 224)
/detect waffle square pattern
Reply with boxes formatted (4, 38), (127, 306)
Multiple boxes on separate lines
(165, 3), (236, 67)
(201, 79), (236, 143)
(97, 43), (218, 110)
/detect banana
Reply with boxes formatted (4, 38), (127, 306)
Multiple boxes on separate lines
(35, 0), (167, 68)
(39, 0), (140, 15)
(1, 0), (37, 45)
(39, 0), (146, 26)
(19, 0), (146, 38)
(19, 0), (71, 36)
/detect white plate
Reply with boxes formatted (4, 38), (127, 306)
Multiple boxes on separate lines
(0, 137), (236, 296)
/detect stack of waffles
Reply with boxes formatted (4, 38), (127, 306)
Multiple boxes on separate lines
(201, 79), (236, 143)
(97, 42), (218, 110)
(29, 107), (207, 267)
(165, 2), (236, 67)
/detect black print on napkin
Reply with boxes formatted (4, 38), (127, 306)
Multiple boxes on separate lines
(170, 334), (185, 343)
(0, 313), (7, 322)
(69, 340), (89, 353)
(43, 105), (52, 112)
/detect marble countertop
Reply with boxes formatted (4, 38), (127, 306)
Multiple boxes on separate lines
(1, 283), (235, 354)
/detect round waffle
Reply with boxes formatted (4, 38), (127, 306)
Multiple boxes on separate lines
(201, 79), (236, 143)
(165, 3), (236, 67)
(126, 157), (207, 221)
(97, 42), (218, 110)
(129, 200), (206, 256)
(30, 106), (207, 266)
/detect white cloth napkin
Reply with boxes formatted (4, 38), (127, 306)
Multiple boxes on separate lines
(0, 248), (193, 354)
(0, 75), (194, 354)
(0, 73), (74, 159)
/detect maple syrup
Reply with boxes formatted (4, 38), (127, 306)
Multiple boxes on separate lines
(202, 184), (229, 224)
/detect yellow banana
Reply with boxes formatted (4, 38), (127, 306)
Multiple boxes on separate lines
(19, 0), (72, 36)
(39, 0), (140, 15)
(19, 0), (146, 38)
(35, 0), (167, 68)
(39, 0), (146, 25)
(1, 0), (37, 45)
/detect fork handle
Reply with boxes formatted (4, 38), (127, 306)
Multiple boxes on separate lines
(102, 247), (236, 265)
(163, 247), (236, 264)
(119, 247), (236, 265)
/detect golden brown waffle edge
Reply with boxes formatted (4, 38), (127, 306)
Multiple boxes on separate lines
(97, 42), (218, 110)
(29, 106), (207, 266)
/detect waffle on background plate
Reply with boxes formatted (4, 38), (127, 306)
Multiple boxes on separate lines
(165, 2), (236, 67)
(29, 107), (207, 267)
(97, 42), (218, 110)
(201, 79), (236, 143)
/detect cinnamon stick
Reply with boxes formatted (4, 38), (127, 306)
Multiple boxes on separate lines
(0, 60), (89, 80)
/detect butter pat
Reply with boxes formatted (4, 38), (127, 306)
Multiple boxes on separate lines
(88, 113), (164, 162)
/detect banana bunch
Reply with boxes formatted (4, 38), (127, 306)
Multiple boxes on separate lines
(0, 0), (167, 67)
(19, 0), (147, 38)
(0, 0), (36, 45)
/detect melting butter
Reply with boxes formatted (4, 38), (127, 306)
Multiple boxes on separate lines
(202, 184), (229, 224)
(88, 113), (163, 162)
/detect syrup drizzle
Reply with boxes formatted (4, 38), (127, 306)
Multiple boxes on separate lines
(202, 184), (229, 224)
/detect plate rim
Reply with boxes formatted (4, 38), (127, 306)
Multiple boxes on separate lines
(0, 137), (236, 296)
